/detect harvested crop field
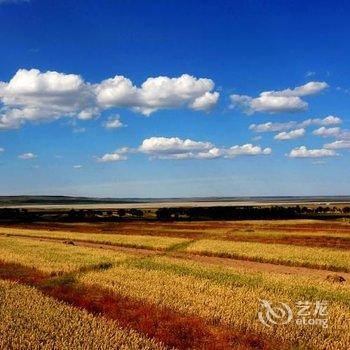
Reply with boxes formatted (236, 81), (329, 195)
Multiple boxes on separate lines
(0, 219), (349, 349)
(5, 219), (350, 249)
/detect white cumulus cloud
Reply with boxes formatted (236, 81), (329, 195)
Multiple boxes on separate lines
(288, 146), (336, 158)
(274, 128), (305, 140)
(138, 137), (271, 160)
(189, 91), (219, 111)
(249, 121), (297, 133)
(18, 152), (37, 160)
(95, 74), (219, 116)
(312, 127), (341, 137)
(0, 69), (219, 130)
(250, 116), (342, 133)
(99, 137), (272, 161)
(96, 147), (129, 163)
(139, 137), (213, 155)
(313, 115), (342, 125)
(103, 115), (124, 129)
(324, 140), (350, 150)
(224, 144), (271, 157)
(231, 81), (328, 114)
(0, 69), (97, 129)
(97, 153), (127, 163)
(195, 147), (223, 159)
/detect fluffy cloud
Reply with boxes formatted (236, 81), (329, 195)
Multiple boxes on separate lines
(139, 137), (271, 160)
(95, 74), (219, 116)
(18, 152), (37, 160)
(103, 115), (124, 129)
(288, 146), (336, 158)
(312, 126), (341, 137)
(139, 137), (213, 155)
(231, 94), (308, 114)
(231, 81), (328, 114)
(0, 69), (97, 129)
(195, 148), (223, 159)
(324, 140), (350, 149)
(98, 137), (272, 161)
(312, 126), (350, 140)
(225, 144), (271, 157)
(97, 153), (127, 162)
(73, 165), (83, 169)
(310, 115), (342, 125)
(279, 82), (328, 96)
(274, 128), (305, 140)
(250, 116), (342, 133)
(0, 69), (219, 129)
(97, 147), (129, 163)
(249, 121), (297, 133)
(189, 91), (220, 111)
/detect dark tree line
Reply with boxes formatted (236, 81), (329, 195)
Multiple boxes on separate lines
(156, 205), (350, 220)
(0, 205), (349, 223)
(67, 208), (144, 221)
(0, 208), (38, 222)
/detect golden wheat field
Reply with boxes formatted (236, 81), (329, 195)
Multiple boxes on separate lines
(0, 219), (349, 349)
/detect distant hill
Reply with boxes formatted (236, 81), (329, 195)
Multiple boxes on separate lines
(0, 196), (140, 206)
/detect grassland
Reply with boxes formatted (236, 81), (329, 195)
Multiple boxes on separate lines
(0, 219), (349, 349)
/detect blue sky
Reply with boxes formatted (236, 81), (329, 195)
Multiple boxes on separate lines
(0, 0), (349, 197)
